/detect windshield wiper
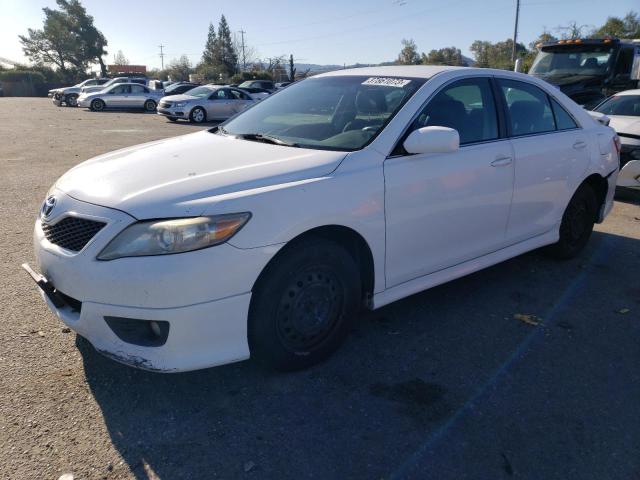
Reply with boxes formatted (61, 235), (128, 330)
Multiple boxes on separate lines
(235, 133), (299, 147)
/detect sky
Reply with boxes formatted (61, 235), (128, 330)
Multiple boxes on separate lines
(0, 0), (638, 70)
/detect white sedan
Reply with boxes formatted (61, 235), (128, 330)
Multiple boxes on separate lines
(593, 90), (640, 190)
(24, 66), (619, 372)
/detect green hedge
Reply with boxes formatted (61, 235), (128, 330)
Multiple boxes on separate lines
(0, 70), (46, 84)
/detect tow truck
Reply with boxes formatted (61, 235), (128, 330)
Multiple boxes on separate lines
(529, 38), (640, 109)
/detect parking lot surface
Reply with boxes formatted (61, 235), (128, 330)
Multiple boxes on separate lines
(1, 98), (639, 480)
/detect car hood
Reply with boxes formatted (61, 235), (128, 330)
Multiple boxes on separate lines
(161, 93), (198, 102)
(607, 115), (640, 136)
(55, 130), (347, 218)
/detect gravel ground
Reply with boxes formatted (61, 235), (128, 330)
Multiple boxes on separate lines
(0, 98), (639, 480)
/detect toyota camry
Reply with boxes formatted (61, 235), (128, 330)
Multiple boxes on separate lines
(24, 66), (619, 372)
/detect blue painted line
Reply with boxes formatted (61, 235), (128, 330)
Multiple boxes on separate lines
(390, 236), (614, 480)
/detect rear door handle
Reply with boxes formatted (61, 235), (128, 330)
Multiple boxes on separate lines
(491, 156), (512, 167)
(573, 140), (587, 150)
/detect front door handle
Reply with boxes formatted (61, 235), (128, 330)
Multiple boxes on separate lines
(573, 140), (587, 150)
(491, 156), (512, 167)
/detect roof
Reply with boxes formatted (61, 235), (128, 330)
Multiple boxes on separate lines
(614, 89), (640, 96)
(317, 65), (469, 79)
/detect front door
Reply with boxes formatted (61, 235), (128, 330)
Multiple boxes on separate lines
(206, 89), (234, 120)
(384, 77), (515, 287)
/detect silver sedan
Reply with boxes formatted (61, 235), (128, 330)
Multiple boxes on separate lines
(157, 85), (255, 123)
(77, 83), (164, 112)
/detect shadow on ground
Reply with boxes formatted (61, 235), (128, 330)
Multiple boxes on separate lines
(79, 231), (640, 479)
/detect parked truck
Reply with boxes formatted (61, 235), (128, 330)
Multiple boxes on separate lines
(529, 38), (640, 109)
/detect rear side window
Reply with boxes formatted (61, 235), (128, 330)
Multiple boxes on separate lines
(498, 79), (555, 136)
(550, 98), (578, 130)
(411, 77), (499, 145)
(130, 85), (147, 94)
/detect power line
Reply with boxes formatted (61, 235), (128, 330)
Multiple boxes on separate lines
(158, 44), (165, 70)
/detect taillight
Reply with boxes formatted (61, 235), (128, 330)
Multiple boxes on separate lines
(613, 136), (621, 155)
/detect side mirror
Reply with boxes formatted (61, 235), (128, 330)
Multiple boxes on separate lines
(403, 126), (460, 155)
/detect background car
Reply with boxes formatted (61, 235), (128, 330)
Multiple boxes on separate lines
(49, 78), (110, 107)
(80, 76), (148, 94)
(77, 83), (163, 112)
(593, 90), (640, 190)
(157, 84), (255, 123)
(275, 81), (292, 89)
(238, 79), (275, 92)
(236, 86), (272, 101)
(163, 81), (199, 96)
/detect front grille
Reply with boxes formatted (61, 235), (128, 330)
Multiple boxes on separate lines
(42, 216), (106, 252)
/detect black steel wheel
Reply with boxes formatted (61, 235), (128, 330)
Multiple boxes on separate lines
(544, 183), (598, 259)
(248, 238), (361, 371)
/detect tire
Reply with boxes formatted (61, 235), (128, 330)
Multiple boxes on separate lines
(544, 183), (598, 259)
(144, 99), (157, 112)
(90, 99), (105, 112)
(248, 238), (361, 371)
(65, 94), (78, 107)
(189, 107), (206, 123)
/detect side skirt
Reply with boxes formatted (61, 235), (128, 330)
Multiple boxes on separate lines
(372, 228), (559, 309)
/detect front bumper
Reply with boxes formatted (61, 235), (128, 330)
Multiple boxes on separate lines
(29, 191), (281, 371)
(77, 97), (92, 108)
(618, 160), (640, 189)
(157, 106), (188, 119)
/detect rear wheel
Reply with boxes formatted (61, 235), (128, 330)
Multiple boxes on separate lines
(248, 238), (361, 371)
(90, 99), (105, 112)
(544, 183), (598, 259)
(189, 107), (206, 123)
(144, 99), (157, 112)
(65, 94), (78, 107)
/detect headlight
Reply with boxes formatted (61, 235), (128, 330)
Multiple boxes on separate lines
(174, 102), (187, 107)
(97, 213), (251, 260)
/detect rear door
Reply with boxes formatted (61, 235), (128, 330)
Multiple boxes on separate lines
(496, 78), (590, 243)
(128, 84), (148, 108)
(228, 88), (253, 115)
(206, 89), (234, 119)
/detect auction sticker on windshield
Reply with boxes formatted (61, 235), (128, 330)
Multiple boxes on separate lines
(362, 77), (411, 87)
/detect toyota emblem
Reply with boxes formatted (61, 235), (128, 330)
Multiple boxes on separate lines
(41, 196), (57, 219)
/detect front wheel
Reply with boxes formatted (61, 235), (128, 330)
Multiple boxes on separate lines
(144, 99), (157, 112)
(544, 183), (598, 259)
(248, 238), (361, 371)
(90, 99), (105, 112)
(65, 94), (78, 107)
(189, 107), (206, 123)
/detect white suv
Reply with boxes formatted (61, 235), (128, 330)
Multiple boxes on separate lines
(25, 66), (619, 372)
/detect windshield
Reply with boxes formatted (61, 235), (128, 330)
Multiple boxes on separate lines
(594, 95), (640, 116)
(101, 78), (125, 88)
(221, 75), (425, 151)
(530, 46), (614, 77)
(165, 83), (189, 94)
(186, 86), (214, 98)
(238, 81), (256, 88)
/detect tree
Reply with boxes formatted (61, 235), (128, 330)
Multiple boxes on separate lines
(19, 0), (108, 77)
(113, 50), (129, 65)
(422, 47), (465, 66)
(288, 54), (296, 82)
(202, 22), (216, 65)
(167, 55), (192, 81)
(397, 39), (420, 65)
(213, 15), (239, 76)
(557, 21), (590, 40)
(529, 30), (557, 50)
(592, 11), (640, 38)
(470, 39), (527, 70)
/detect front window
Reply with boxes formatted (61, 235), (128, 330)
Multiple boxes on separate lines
(186, 86), (214, 98)
(594, 95), (640, 116)
(221, 75), (426, 151)
(530, 46), (615, 77)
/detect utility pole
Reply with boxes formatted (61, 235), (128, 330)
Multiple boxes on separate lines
(158, 44), (165, 70)
(511, 0), (520, 64)
(238, 30), (246, 71)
